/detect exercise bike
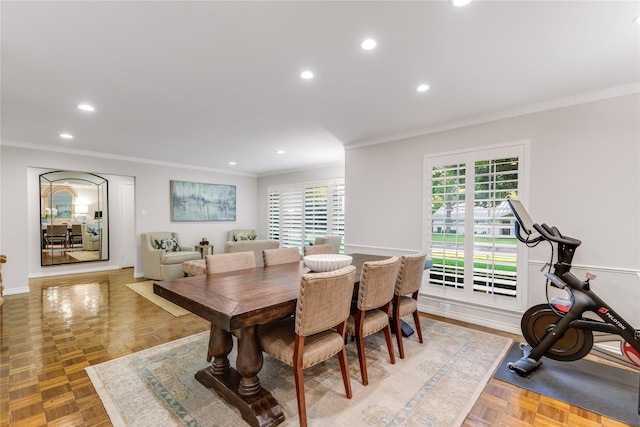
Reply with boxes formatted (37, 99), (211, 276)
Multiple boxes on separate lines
(506, 199), (640, 414)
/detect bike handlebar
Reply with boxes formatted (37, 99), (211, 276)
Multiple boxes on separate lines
(533, 223), (581, 247)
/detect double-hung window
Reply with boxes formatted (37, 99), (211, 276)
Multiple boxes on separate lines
(268, 179), (345, 252)
(424, 143), (527, 310)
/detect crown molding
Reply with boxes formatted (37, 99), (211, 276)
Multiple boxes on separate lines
(344, 83), (640, 150)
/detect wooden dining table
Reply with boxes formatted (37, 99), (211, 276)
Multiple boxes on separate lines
(153, 253), (389, 427)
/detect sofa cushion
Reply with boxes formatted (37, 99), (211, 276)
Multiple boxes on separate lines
(161, 251), (200, 265)
(156, 238), (179, 252)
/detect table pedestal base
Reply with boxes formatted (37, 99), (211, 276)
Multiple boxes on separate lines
(195, 366), (284, 427)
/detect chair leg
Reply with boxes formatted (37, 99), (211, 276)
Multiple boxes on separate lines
(392, 297), (405, 359)
(336, 322), (352, 399)
(382, 323), (396, 365)
(293, 335), (307, 427)
(337, 346), (352, 399)
(412, 310), (424, 344)
(354, 311), (368, 385)
(355, 333), (367, 386)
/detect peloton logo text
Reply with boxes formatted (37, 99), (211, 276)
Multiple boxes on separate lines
(598, 307), (626, 330)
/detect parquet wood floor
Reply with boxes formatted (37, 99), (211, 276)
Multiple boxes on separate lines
(0, 268), (633, 426)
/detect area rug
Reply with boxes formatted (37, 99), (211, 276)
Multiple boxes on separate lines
(494, 342), (640, 427)
(86, 319), (511, 427)
(67, 250), (100, 261)
(125, 281), (190, 317)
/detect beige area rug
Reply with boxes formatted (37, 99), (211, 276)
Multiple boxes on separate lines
(67, 250), (100, 261)
(125, 281), (191, 317)
(86, 318), (512, 427)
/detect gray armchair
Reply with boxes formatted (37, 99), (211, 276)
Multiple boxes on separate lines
(141, 232), (200, 280)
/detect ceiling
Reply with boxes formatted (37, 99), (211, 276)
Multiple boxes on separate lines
(2, 1), (638, 176)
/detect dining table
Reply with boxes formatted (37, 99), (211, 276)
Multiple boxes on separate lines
(153, 253), (389, 427)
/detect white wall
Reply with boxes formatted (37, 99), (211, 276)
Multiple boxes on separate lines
(0, 145), (258, 294)
(345, 94), (640, 332)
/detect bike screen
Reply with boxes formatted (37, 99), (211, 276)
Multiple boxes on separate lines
(507, 199), (535, 235)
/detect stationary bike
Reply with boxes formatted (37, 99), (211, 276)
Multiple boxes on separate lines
(506, 199), (640, 413)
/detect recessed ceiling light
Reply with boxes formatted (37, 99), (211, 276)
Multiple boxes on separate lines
(276, 150), (286, 155)
(361, 38), (377, 50)
(59, 133), (74, 139)
(634, 15), (640, 24)
(451, 0), (472, 6)
(300, 70), (314, 80)
(228, 161), (236, 166)
(417, 84), (430, 92)
(77, 103), (95, 112)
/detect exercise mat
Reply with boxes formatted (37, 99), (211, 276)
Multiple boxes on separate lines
(494, 342), (639, 427)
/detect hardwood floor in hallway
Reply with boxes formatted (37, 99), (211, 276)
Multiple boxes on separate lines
(0, 269), (632, 426)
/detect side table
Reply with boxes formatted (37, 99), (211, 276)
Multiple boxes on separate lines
(194, 244), (213, 259)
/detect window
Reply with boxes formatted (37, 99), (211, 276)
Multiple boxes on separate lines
(425, 144), (527, 309)
(268, 179), (345, 252)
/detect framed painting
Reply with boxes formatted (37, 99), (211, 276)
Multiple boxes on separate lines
(170, 180), (236, 221)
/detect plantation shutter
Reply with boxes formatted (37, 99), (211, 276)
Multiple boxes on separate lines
(268, 179), (345, 252)
(280, 187), (304, 248)
(329, 182), (345, 252)
(304, 186), (328, 245)
(425, 144), (525, 309)
(267, 190), (280, 241)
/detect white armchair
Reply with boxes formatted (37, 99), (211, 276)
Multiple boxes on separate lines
(140, 232), (200, 280)
(314, 235), (342, 254)
(82, 224), (101, 251)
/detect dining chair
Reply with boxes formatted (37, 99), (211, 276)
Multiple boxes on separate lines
(205, 251), (255, 274)
(69, 224), (83, 248)
(346, 256), (401, 385)
(204, 251), (257, 361)
(46, 224), (69, 249)
(391, 252), (427, 359)
(259, 265), (356, 427)
(302, 244), (333, 256)
(263, 247), (300, 266)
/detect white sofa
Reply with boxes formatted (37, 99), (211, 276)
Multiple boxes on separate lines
(141, 232), (200, 280)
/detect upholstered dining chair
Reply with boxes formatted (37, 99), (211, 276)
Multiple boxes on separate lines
(46, 224), (69, 248)
(392, 252), (427, 359)
(259, 265), (357, 427)
(263, 247), (300, 267)
(346, 256), (401, 385)
(206, 251), (256, 274)
(303, 244), (333, 256)
(69, 224), (83, 247)
(204, 251), (257, 361)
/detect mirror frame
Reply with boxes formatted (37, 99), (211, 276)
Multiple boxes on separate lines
(40, 170), (109, 266)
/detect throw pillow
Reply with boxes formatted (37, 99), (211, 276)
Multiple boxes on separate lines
(235, 232), (257, 241)
(155, 238), (179, 252)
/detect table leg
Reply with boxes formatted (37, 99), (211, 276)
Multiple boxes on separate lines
(209, 326), (232, 375)
(195, 325), (284, 427)
(236, 325), (262, 396)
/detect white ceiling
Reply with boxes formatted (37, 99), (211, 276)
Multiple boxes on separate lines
(2, 1), (638, 176)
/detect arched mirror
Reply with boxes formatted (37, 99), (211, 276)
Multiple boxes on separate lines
(40, 170), (109, 266)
